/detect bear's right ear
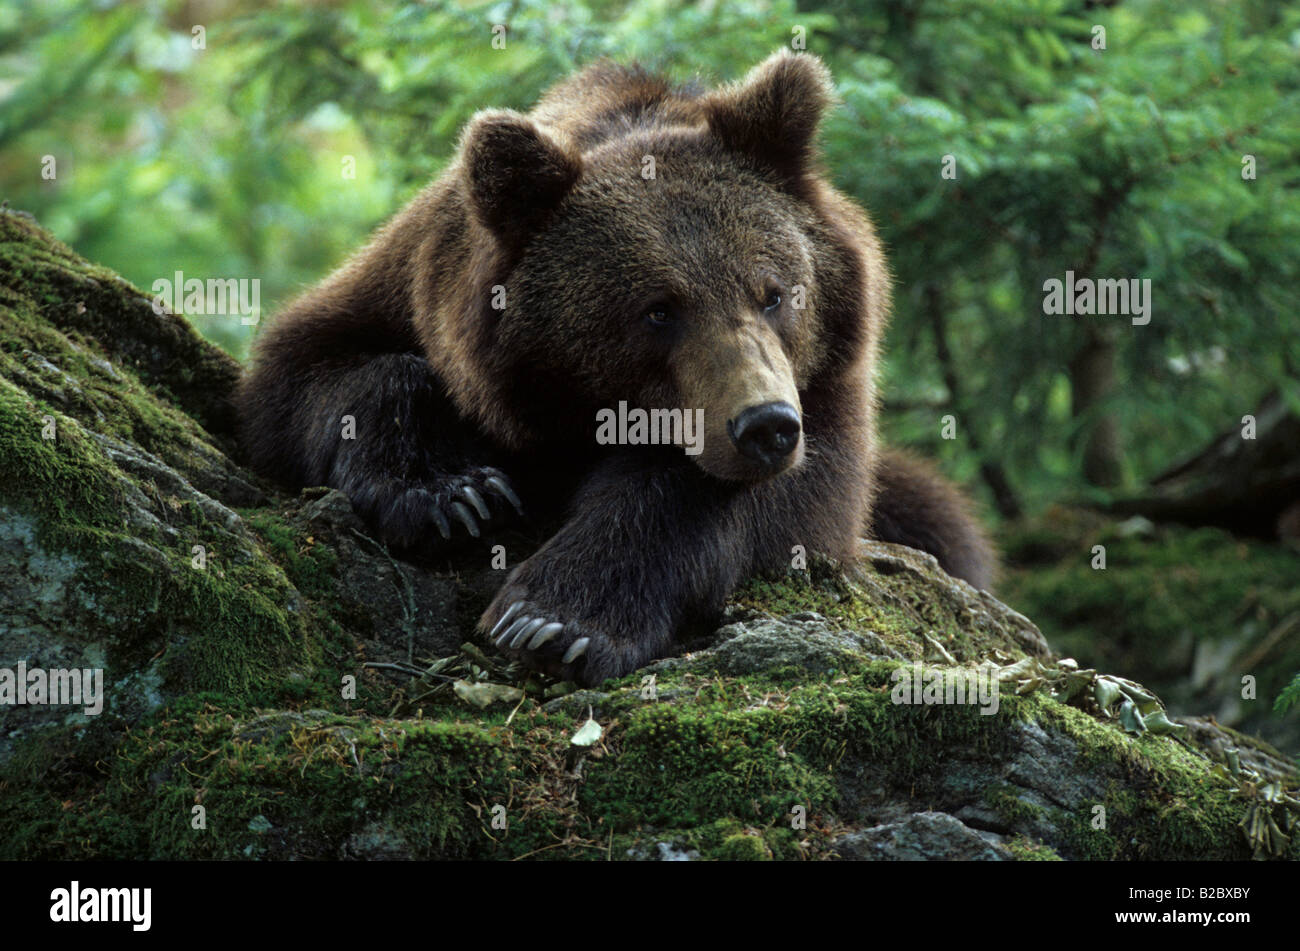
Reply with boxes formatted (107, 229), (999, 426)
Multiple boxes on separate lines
(462, 110), (582, 241)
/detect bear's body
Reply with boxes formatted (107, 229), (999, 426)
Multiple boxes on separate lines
(236, 52), (994, 684)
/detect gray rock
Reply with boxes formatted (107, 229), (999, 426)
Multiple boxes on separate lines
(855, 540), (1052, 659)
(342, 821), (413, 860)
(833, 812), (1013, 861)
(657, 613), (902, 678)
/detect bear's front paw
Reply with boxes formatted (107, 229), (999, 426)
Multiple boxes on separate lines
(480, 583), (670, 686)
(371, 466), (524, 550)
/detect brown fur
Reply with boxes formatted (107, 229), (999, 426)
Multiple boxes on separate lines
(870, 449), (997, 590)
(236, 51), (995, 684)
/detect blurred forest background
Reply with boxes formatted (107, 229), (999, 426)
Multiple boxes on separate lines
(2, 0), (1298, 751)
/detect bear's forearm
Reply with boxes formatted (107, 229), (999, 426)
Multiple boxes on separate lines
(554, 438), (869, 605)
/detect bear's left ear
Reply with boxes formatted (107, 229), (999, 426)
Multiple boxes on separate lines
(462, 109), (583, 241)
(703, 51), (834, 188)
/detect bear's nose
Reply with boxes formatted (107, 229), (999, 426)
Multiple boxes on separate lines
(727, 401), (802, 467)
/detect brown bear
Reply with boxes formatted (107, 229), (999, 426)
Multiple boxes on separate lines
(235, 50), (995, 685)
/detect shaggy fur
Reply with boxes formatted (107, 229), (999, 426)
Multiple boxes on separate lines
(236, 51), (996, 684)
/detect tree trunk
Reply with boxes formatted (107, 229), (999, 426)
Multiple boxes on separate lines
(925, 284), (1024, 519)
(1069, 325), (1123, 487)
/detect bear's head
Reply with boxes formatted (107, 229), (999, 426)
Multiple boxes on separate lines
(438, 51), (878, 483)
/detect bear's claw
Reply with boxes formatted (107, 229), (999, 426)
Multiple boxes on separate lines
(384, 465), (522, 548)
(450, 500), (480, 537)
(529, 621), (564, 649)
(488, 602), (524, 640)
(483, 596), (601, 680)
(561, 637), (591, 664)
(484, 476), (525, 516)
(459, 485), (491, 520)
(493, 612), (565, 651)
(512, 617), (547, 648)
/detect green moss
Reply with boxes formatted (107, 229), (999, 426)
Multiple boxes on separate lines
(0, 374), (124, 532)
(0, 375), (313, 699)
(0, 215), (329, 699)
(582, 698), (837, 829)
(1006, 835), (1063, 861)
(244, 512), (339, 600)
(1031, 695), (1259, 859)
(731, 559), (1007, 666)
(0, 660), (1002, 859)
(714, 832), (773, 861)
(577, 661), (1023, 858)
(984, 783), (1045, 827)
(0, 698), (515, 859)
(1, 654), (1285, 860)
(999, 512), (1300, 750)
(0, 298), (224, 493)
(0, 210), (240, 438)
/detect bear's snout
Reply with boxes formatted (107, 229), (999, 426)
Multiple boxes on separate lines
(672, 320), (803, 482)
(728, 401), (802, 469)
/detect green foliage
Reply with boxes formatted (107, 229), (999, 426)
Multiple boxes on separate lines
(817, 0), (1300, 504)
(3, 0), (1296, 507)
(1278, 672), (1300, 716)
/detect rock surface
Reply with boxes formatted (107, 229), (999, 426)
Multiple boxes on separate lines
(1, 210), (1296, 861)
(832, 811), (1013, 861)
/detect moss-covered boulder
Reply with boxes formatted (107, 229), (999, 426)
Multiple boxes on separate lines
(1, 209), (1296, 861)
(998, 506), (1300, 754)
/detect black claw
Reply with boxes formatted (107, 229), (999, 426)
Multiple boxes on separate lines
(488, 602), (523, 640)
(497, 615), (532, 647)
(485, 476), (524, 516)
(460, 485), (491, 520)
(430, 506), (451, 540)
(450, 501), (480, 537)
(511, 617), (546, 649)
(528, 621), (564, 649)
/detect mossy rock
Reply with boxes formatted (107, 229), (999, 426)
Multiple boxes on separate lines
(998, 506), (1300, 753)
(1, 210), (1296, 861)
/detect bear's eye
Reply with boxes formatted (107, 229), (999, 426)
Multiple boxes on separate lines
(645, 306), (675, 327)
(763, 289), (783, 313)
